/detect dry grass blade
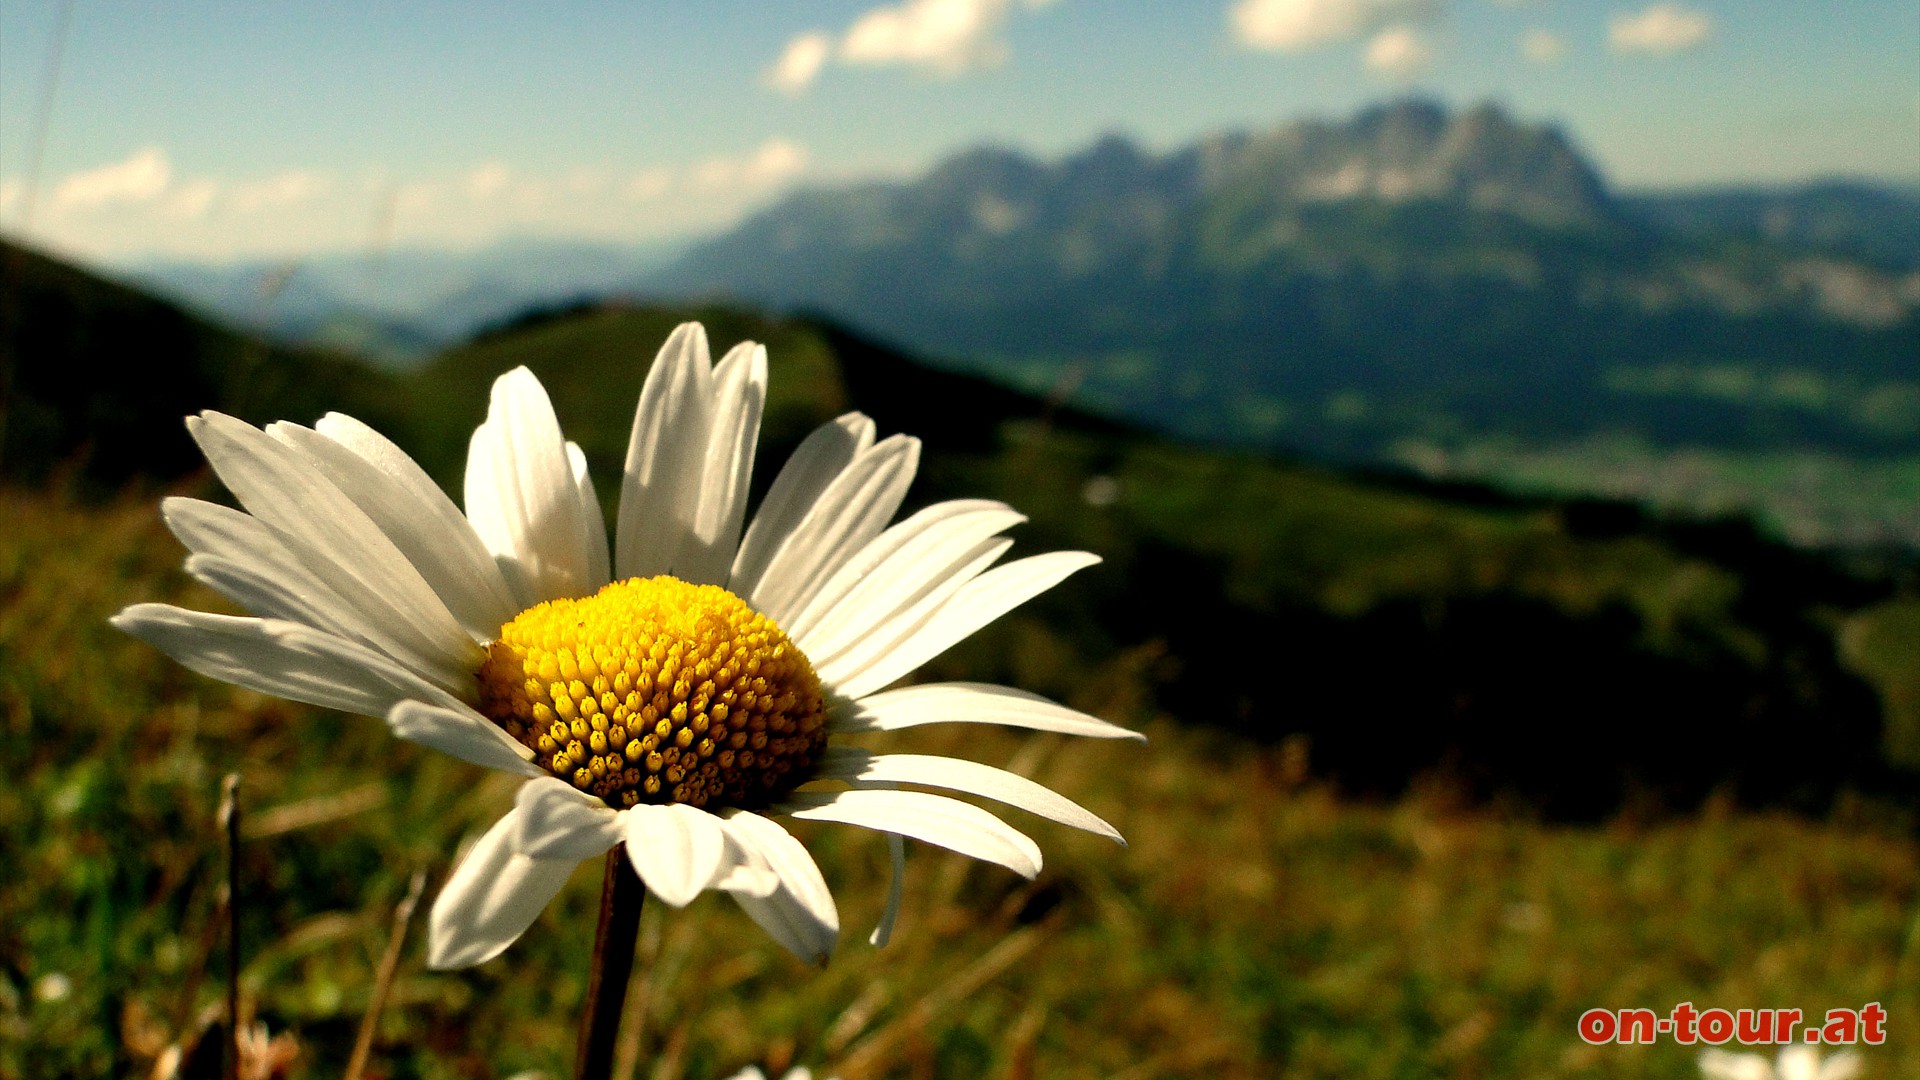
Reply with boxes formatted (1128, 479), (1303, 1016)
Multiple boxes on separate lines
(820, 980), (891, 1058)
(342, 868), (427, 1080)
(243, 782), (387, 839)
(647, 1023), (689, 1080)
(611, 904), (665, 1080)
(1103, 1034), (1241, 1080)
(218, 773), (242, 1080)
(832, 925), (1047, 1080)
(998, 1001), (1047, 1080)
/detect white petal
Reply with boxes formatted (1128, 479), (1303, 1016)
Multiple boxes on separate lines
(831, 682), (1145, 741)
(681, 341), (767, 585)
(1778, 1047), (1817, 1080)
(811, 538), (1010, 690)
(567, 441), (612, 590)
(818, 748), (1124, 844)
(276, 418), (520, 639)
(622, 802), (731, 907)
(162, 498), (342, 616)
(691, 819), (782, 899)
(387, 700), (543, 778)
(171, 508), (466, 676)
(780, 789), (1042, 879)
(1697, 1051), (1773, 1080)
(464, 368), (596, 603)
(786, 499), (1022, 653)
(710, 841), (783, 900)
(181, 552), (363, 643)
(870, 832), (905, 948)
(729, 412), (874, 596)
(428, 810), (579, 969)
(512, 777), (626, 860)
(828, 551), (1100, 701)
(718, 810), (839, 964)
(188, 412), (479, 692)
(748, 434), (920, 626)
(1819, 1051), (1864, 1080)
(111, 604), (458, 718)
(616, 322), (716, 581)
(463, 420), (525, 605)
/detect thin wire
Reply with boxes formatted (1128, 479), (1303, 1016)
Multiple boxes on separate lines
(14, 0), (78, 232)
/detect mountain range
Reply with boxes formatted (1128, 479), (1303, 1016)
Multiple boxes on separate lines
(656, 101), (1917, 438)
(119, 99), (1920, 548)
(652, 100), (1920, 548)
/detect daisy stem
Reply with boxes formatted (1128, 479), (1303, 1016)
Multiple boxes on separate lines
(217, 772), (241, 1080)
(576, 844), (646, 1080)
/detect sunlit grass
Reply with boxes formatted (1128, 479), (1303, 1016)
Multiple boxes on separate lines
(3, 487), (1915, 1079)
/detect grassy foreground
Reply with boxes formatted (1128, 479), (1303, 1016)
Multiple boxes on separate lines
(2, 487), (1916, 1080)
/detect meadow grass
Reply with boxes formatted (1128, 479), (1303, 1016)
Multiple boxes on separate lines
(2, 487), (1915, 1079)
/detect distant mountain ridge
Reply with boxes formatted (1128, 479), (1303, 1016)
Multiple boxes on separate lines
(128, 237), (687, 366)
(1194, 99), (1612, 228)
(647, 100), (1920, 548)
(693, 101), (1613, 303)
(1619, 180), (1920, 272)
(658, 99), (1917, 332)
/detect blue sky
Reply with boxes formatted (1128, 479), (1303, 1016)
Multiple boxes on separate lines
(2, 0), (1915, 262)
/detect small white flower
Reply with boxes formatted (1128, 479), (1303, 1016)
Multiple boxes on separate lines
(1700, 1046), (1864, 1080)
(32, 972), (72, 1002)
(117, 322), (1139, 968)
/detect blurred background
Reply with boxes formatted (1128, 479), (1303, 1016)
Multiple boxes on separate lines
(1, 1), (1916, 1077)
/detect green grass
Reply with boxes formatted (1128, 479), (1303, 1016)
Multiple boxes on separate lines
(1842, 599), (1920, 770)
(3, 489), (1916, 1079)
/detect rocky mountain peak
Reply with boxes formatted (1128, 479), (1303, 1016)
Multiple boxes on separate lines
(1228, 99), (1609, 226)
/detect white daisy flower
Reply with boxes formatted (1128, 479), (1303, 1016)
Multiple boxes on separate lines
(1699, 1046), (1863, 1080)
(114, 322), (1138, 968)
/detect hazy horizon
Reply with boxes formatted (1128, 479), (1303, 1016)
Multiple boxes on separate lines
(2, 0), (1915, 264)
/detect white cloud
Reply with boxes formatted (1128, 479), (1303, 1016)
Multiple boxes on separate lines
(689, 138), (811, 194)
(13, 141), (814, 261)
(741, 139), (810, 186)
(768, 0), (1053, 93)
(564, 168), (611, 196)
(52, 147), (171, 210)
(1609, 3), (1712, 55)
(465, 162), (511, 200)
(625, 168), (673, 202)
(1520, 27), (1567, 64)
(163, 179), (219, 219)
(1230, 0), (1438, 51)
(1364, 24), (1433, 79)
(767, 31), (833, 94)
(230, 170), (331, 212)
(842, 0), (1017, 73)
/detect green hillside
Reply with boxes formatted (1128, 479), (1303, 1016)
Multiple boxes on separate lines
(0, 237), (406, 493)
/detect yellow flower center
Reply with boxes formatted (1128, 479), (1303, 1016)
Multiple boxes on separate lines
(477, 576), (827, 810)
